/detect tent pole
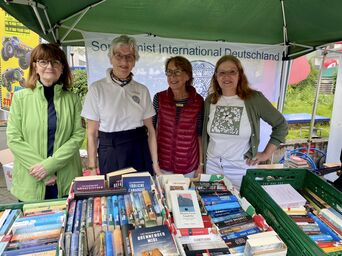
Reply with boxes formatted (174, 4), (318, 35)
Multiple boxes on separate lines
(43, 8), (57, 42)
(307, 49), (328, 154)
(278, 59), (291, 112)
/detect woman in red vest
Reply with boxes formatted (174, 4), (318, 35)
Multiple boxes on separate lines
(153, 56), (204, 178)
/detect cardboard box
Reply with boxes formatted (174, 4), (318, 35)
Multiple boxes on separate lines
(0, 148), (14, 191)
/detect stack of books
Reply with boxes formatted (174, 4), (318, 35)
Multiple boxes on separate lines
(283, 155), (309, 168)
(0, 200), (66, 255)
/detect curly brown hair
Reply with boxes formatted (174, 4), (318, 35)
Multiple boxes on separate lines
(209, 55), (253, 104)
(26, 43), (72, 89)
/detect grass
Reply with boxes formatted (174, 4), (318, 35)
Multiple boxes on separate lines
(282, 64), (335, 140)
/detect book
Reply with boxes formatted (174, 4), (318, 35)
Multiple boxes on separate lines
(66, 200), (76, 233)
(70, 231), (79, 256)
(262, 184), (307, 208)
(130, 225), (178, 256)
(0, 209), (21, 235)
(122, 172), (152, 192)
(170, 190), (204, 229)
(93, 197), (102, 241)
(164, 183), (187, 210)
(118, 195), (132, 256)
(245, 231), (287, 256)
(74, 175), (105, 191)
(0, 209), (11, 229)
(106, 167), (137, 188)
(101, 197), (108, 232)
(158, 174), (185, 189)
(86, 197), (95, 250)
(2, 243), (58, 256)
(105, 230), (114, 256)
(73, 200), (83, 233)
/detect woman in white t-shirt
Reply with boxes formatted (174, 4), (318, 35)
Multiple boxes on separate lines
(81, 35), (161, 176)
(202, 55), (288, 189)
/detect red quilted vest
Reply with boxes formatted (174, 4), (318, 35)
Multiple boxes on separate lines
(157, 86), (203, 174)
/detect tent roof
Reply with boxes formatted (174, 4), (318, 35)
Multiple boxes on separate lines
(2, 0), (342, 59)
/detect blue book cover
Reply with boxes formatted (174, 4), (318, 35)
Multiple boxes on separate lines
(130, 225), (178, 256)
(205, 201), (240, 212)
(73, 200), (83, 232)
(70, 231), (79, 256)
(2, 243), (57, 256)
(202, 195), (238, 205)
(13, 223), (62, 235)
(107, 196), (114, 228)
(111, 195), (120, 227)
(221, 227), (260, 240)
(0, 209), (21, 235)
(105, 230), (114, 256)
(118, 195), (131, 256)
(122, 176), (151, 192)
(66, 200), (76, 232)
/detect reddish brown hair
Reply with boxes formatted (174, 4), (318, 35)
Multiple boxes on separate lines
(165, 56), (193, 87)
(209, 55), (253, 104)
(26, 43), (72, 89)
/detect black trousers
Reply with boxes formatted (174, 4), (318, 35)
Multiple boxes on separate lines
(98, 126), (153, 175)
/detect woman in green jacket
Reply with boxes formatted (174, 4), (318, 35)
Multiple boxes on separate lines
(7, 43), (85, 202)
(203, 55), (288, 190)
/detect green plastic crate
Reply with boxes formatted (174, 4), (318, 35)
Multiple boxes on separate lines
(240, 168), (342, 256)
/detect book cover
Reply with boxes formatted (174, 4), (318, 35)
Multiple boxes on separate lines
(262, 184), (307, 208)
(73, 200), (83, 233)
(74, 175), (105, 192)
(2, 243), (58, 256)
(130, 225), (178, 256)
(86, 197), (95, 251)
(93, 197), (102, 241)
(66, 200), (76, 233)
(122, 174), (152, 192)
(118, 195), (132, 256)
(106, 167), (137, 188)
(170, 190), (204, 229)
(0, 209), (21, 235)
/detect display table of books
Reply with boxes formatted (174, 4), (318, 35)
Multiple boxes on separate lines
(0, 199), (67, 255)
(1, 168), (291, 256)
(58, 168), (289, 256)
(240, 168), (342, 256)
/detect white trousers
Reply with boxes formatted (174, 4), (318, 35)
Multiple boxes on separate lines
(205, 156), (249, 190)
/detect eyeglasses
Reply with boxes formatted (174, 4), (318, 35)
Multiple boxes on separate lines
(216, 70), (239, 77)
(165, 69), (183, 77)
(36, 60), (62, 68)
(113, 52), (135, 62)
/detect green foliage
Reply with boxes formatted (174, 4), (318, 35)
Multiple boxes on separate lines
(283, 60), (334, 140)
(70, 69), (88, 149)
(70, 69), (88, 104)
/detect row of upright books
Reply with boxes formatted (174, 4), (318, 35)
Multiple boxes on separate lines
(0, 199), (66, 256)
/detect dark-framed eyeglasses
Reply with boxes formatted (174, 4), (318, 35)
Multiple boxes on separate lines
(165, 69), (183, 77)
(36, 59), (62, 68)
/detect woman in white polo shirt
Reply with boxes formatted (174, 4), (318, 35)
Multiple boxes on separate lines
(81, 35), (160, 176)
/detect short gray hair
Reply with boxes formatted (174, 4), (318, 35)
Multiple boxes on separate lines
(108, 35), (140, 61)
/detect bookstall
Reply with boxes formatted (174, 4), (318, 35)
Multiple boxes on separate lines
(240, 168), (342, 256)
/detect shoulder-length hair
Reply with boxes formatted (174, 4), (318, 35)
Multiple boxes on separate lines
(209, 55), (253, 104)
(26, 43), (72, 89)
(165, 56), (193, 87)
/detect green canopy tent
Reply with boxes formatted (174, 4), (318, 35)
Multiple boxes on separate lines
(1, 0), (342, 162)
(1, 0), (342, 59)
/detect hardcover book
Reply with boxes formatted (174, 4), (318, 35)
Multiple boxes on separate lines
(106, 167), (137, 188)
(122, 172), (152, 192)
(170, 190), (204, 229)
(74, 175), (105, 192)
(130, 225), (179, 256)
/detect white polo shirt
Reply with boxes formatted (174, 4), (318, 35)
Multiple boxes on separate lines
(81, 69), (155, 132)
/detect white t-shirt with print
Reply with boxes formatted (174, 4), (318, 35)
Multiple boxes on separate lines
(207, 95), (251, 160)
(81, 69), (155, 132)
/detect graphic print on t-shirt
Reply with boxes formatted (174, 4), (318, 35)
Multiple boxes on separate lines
(210, 106), (243, 135)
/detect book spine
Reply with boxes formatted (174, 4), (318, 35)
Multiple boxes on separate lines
(107, 196), (114, 231)
(70, 231), (79, 256)
(78, 230), (87, 256)
(124, 194), (135, 225)
(63, 231), (72, 256)
(211, 211), (247, 224)
(118, 195), (132, 256)
(80, 199), (87, 232)
(131, 192), (145, 226)
(205, 201), (241, 211)
(0, 209), (11, 229)
(101, 196), (108, 232)
(105, 230), (114, 256)
(113, 227), (123, 256)
(111, 195), (120, 228)
(178, 227), (210, 236)
(309, 234), (334, 241)
(142, 190), (157, 221)
(73, 200), (83, 233)
(221, 227), (260, 240)
(2, 243), (57, 256)
(93, 197), (102, 226)
(0, 209), (20, 235)
(66, 200), (76, 233)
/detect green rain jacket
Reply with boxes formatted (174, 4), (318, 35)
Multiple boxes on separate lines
(7, 82), (85, 201)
